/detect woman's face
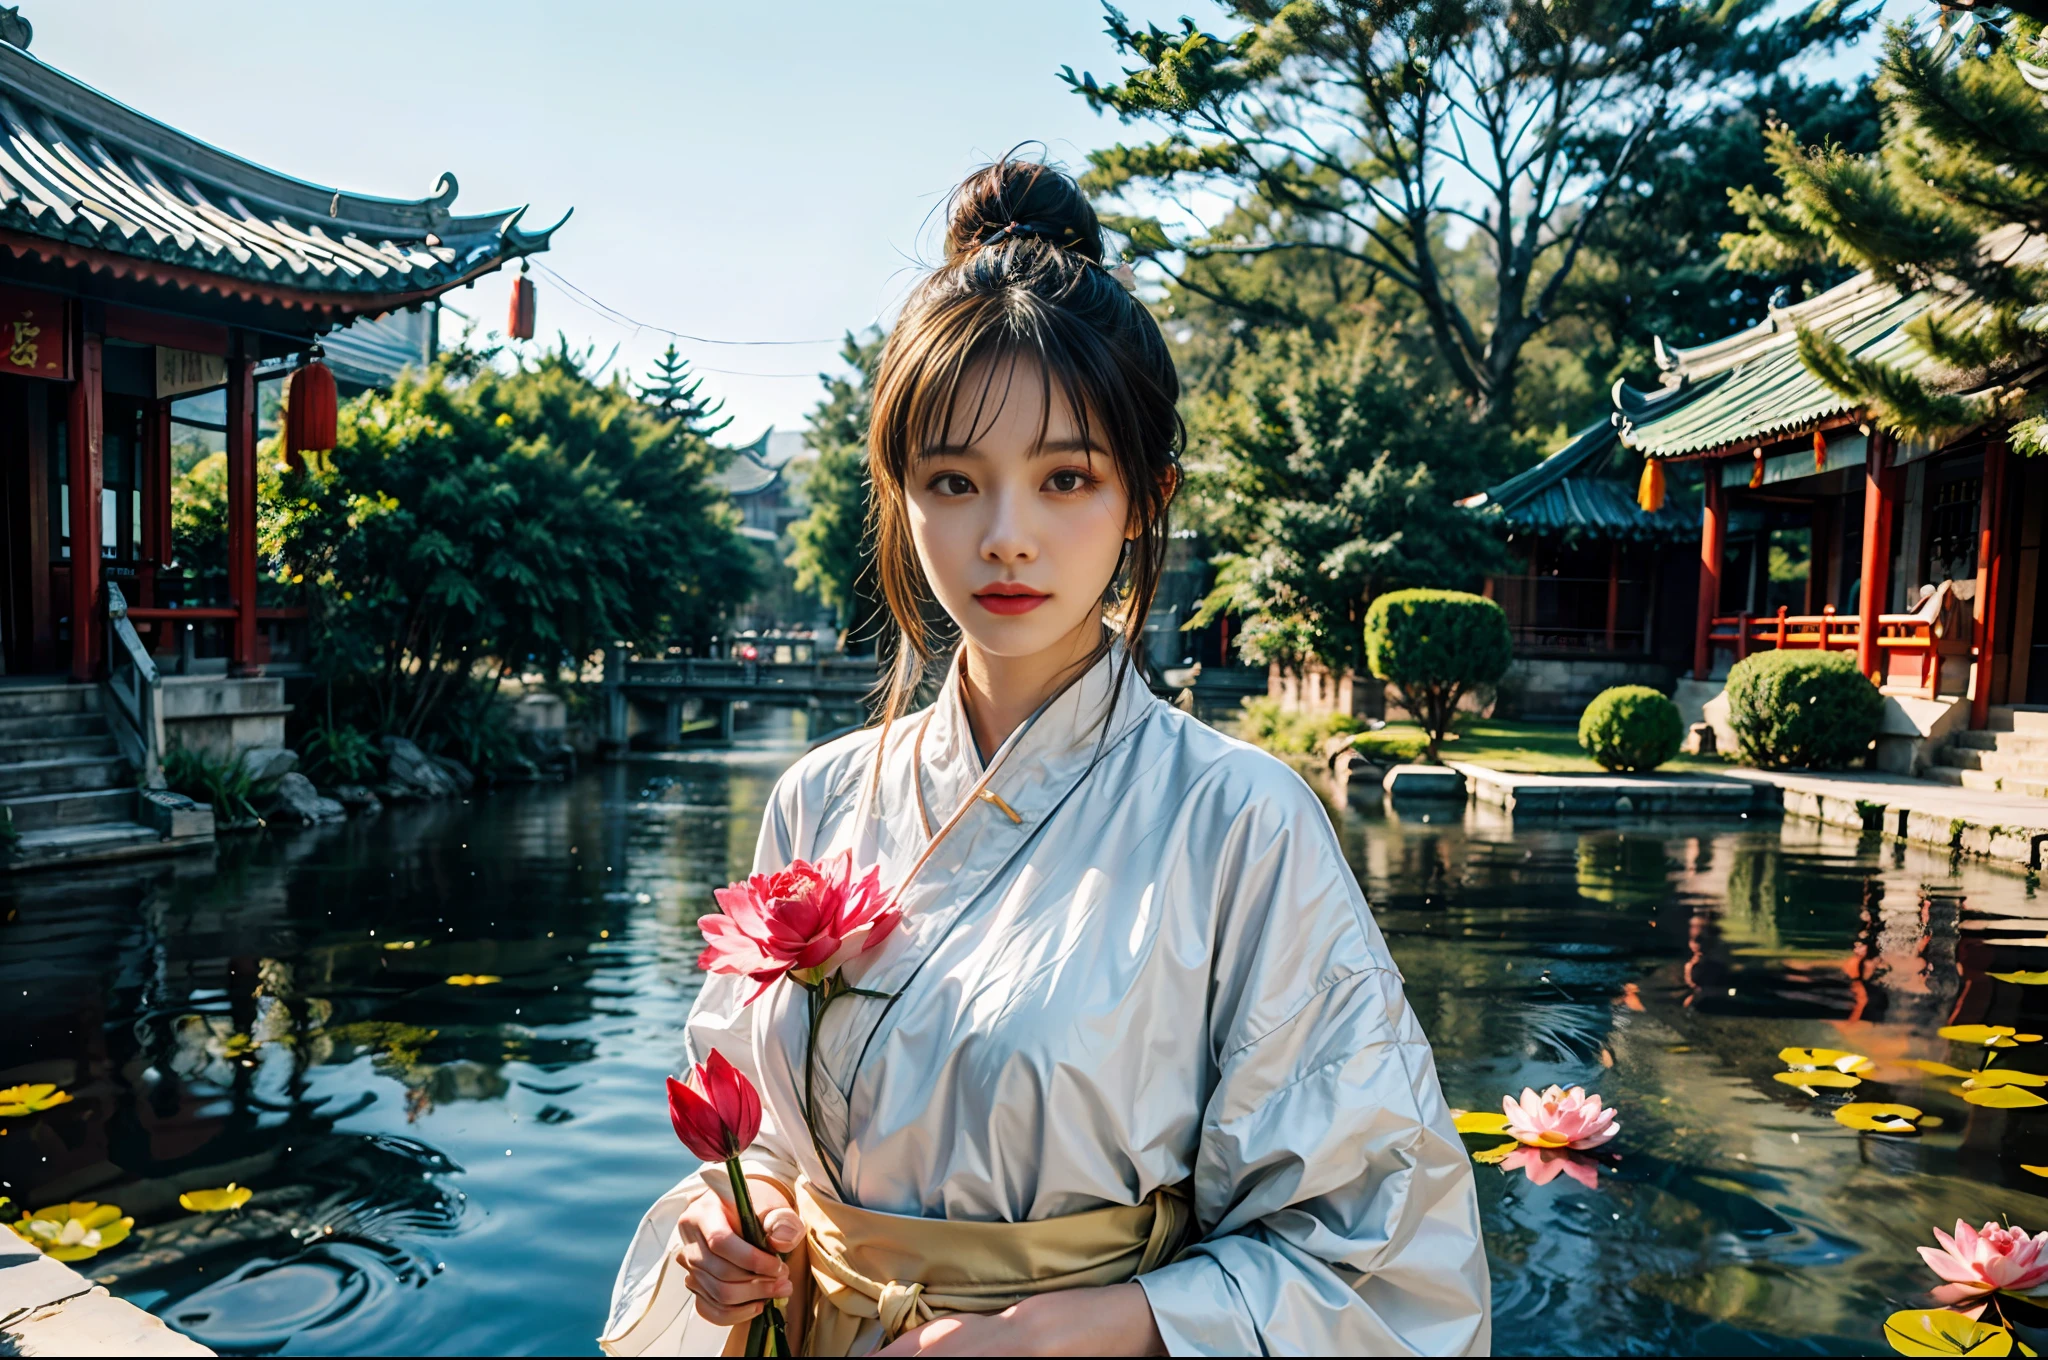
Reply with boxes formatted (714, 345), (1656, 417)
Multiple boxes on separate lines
(906, 358), (1132, 662)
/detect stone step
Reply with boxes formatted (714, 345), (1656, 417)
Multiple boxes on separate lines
(0, 754), (132, 799)
(0, 683), (95, 720)
(0, 711), (106, 741)
(0, 734), (116, 764)
(1924, 763), (2048, 798)
(1990, 707), (2048, 735)
(1953, 729), (2048, 755)
(1, 785), (137, 832)
(9, 821), (167, 869)
(1942, 748), (2048, 778)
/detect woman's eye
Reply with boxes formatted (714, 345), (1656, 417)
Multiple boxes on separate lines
(929, 472), (975, 496)
(1046, 469), (1095, 494)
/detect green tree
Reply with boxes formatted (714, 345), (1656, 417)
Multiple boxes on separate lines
(787, 330), (885, 639)
(1186, 329), (1510, 673)
(1363, 588), (1513, 760)
(278, 342), (753, 739)
(1724, 14), (2048, 454)
(1065, 0), (1871, 428)
(638, 343), (732, 438)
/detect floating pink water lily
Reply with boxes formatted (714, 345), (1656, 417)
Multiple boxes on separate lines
(1501, 1147), (1604, 1190)
(1919, 1219), (2048, 1304)
(697, 850), (898, 1002)
(1503, 1084), (1620, 1150)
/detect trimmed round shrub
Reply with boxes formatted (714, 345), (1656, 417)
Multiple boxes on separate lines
(1363, 589), (1512, 762)
(1577, 685), (1683, 772)
(1724, 650), (1884, 770)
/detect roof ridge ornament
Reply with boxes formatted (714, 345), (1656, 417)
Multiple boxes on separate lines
(0, 7), (30, 51)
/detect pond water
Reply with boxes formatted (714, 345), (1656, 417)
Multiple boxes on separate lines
(5, 726), (2047, 1356)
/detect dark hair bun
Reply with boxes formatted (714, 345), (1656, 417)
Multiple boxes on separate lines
(944, 156), (1104, 265)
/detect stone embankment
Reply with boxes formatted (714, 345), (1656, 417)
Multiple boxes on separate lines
(0, 1230), (211, 1355)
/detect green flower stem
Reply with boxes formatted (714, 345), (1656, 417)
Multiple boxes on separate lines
(723, 1152), (789, 1358)
(797, 975), (899, 1203)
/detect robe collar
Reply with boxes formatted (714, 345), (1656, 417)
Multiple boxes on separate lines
(904, 641), (1159, 843)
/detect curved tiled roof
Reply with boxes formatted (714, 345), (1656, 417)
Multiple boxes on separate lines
(1465, 419), (1699, 541)
(0, 38), (564, 314)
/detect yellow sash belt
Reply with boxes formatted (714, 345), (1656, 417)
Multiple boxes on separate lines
(793, 1177), (1191, 1357)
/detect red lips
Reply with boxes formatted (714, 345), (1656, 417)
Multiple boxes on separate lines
(973, 583), (1050, 616)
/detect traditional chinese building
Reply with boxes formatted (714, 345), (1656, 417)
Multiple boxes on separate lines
(1460, 419), (1703, 718)
(0, 23), (560, 863)
(1616, 265), (2046, 782)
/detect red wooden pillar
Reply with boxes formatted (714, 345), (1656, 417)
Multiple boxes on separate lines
(1971, 437), (2011, 729)
(138, 397), (172, 609)
(1855, 435), (1896, 684)
(1694, 471), (1724, 679)
(66, 321), (103, 682)
(226, 346), (261, 676)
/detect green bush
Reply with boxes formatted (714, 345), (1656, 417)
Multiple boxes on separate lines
(1363, 589), (1512, 762)
(302, 720), (381, 784)
(1236, 696), (1361, 756)
(1577, 686), (1683, 772)
(165, 746), (259, 826)
(1724, 650), (1883, 770)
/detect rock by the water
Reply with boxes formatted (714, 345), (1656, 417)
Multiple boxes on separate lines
(430, 754), (476, 792)
(380, 737), (458, 799)
(240, 746), (298, 785)
(1383, 764), (1467, 800)
(333, 784), (382, 813)
(272, 773), (346, 825)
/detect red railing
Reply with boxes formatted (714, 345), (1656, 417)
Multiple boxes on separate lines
(1707, 584), (1974, 700)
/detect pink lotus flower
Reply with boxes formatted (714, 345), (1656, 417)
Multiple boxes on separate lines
(1919, 1220), (2048, 1304)
(698, 851), (898, 1002)
(1501, 1147), (1603, 1190)
(665, 1050), (762, 1164)
(1503, 1085), (1620, 1150)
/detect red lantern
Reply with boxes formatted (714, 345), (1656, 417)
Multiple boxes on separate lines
(285, 353), (338, 469)
(507, 266), (536, 340)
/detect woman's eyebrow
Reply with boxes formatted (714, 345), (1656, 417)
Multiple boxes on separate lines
(914, 436), (1102, 463)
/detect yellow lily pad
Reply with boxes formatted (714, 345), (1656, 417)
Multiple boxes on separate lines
(1964, 1086), (2048, 1109)
(1968, 1070), (2048, 1089)
(1452, 1111), (1511, 1136)
(1904, 1060), (1982, 1079)
(1883, 1306), (2015, 1356)
(8, 1202), (133, 1262)
(1774, 1070), (1862, 1090)
(2023, 1165), (2048, 1178)
(445, 974), (501, 987)
(0, 1084), (73, 1117)
(1991, 972), (2048, 985)
(1835, 1102), (1923, 1133)
(177, 1183), (252, 1213)
(1470, 1141), (1519, 1164)
(1779, 1047), (1873, 1073)
(1941, 1025), (2043, 1048)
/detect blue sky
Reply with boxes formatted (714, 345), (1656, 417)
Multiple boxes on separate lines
(38, 1), (1905, 438)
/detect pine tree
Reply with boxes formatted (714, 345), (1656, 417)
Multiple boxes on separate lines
(1724, 12), (2048, 454)
(787, 331), (886, 638)
(637, 343), (732, 438)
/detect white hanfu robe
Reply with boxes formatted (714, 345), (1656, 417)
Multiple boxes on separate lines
(604, 649), (1490, 1356)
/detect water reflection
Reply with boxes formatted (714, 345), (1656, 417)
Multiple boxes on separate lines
(4, 745), (2048, 1355)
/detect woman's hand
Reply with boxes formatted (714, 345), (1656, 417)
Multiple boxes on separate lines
(674, 1178), (807, 1341)
(873, 1282), (1163, 1356)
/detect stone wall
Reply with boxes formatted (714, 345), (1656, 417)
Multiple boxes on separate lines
(159, 677), (290, 761)
(1496, 657), (1674, 722)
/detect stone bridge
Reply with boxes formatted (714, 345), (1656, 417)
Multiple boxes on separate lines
(601, 653), (880, 746)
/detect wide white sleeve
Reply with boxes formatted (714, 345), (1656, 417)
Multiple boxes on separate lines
(1134, 777), (1490, 1357)
(599, 774), (811, 1355)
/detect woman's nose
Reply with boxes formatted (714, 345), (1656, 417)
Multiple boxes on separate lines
(980, 488), (1037, 564)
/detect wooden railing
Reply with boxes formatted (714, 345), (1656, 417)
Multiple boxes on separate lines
(102, 583), (165, 788)
(1707, 583), (1975, 699)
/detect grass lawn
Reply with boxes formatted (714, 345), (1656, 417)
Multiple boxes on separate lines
(1350, 718), (1732, 776)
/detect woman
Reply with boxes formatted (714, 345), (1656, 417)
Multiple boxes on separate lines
(604, 157), (1489, 1357)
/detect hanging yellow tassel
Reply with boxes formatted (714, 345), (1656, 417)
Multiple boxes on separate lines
(1814, 428), (1828, 473)
(1637, 457), (1666, 513)
(1749, 449), (1764, 488)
